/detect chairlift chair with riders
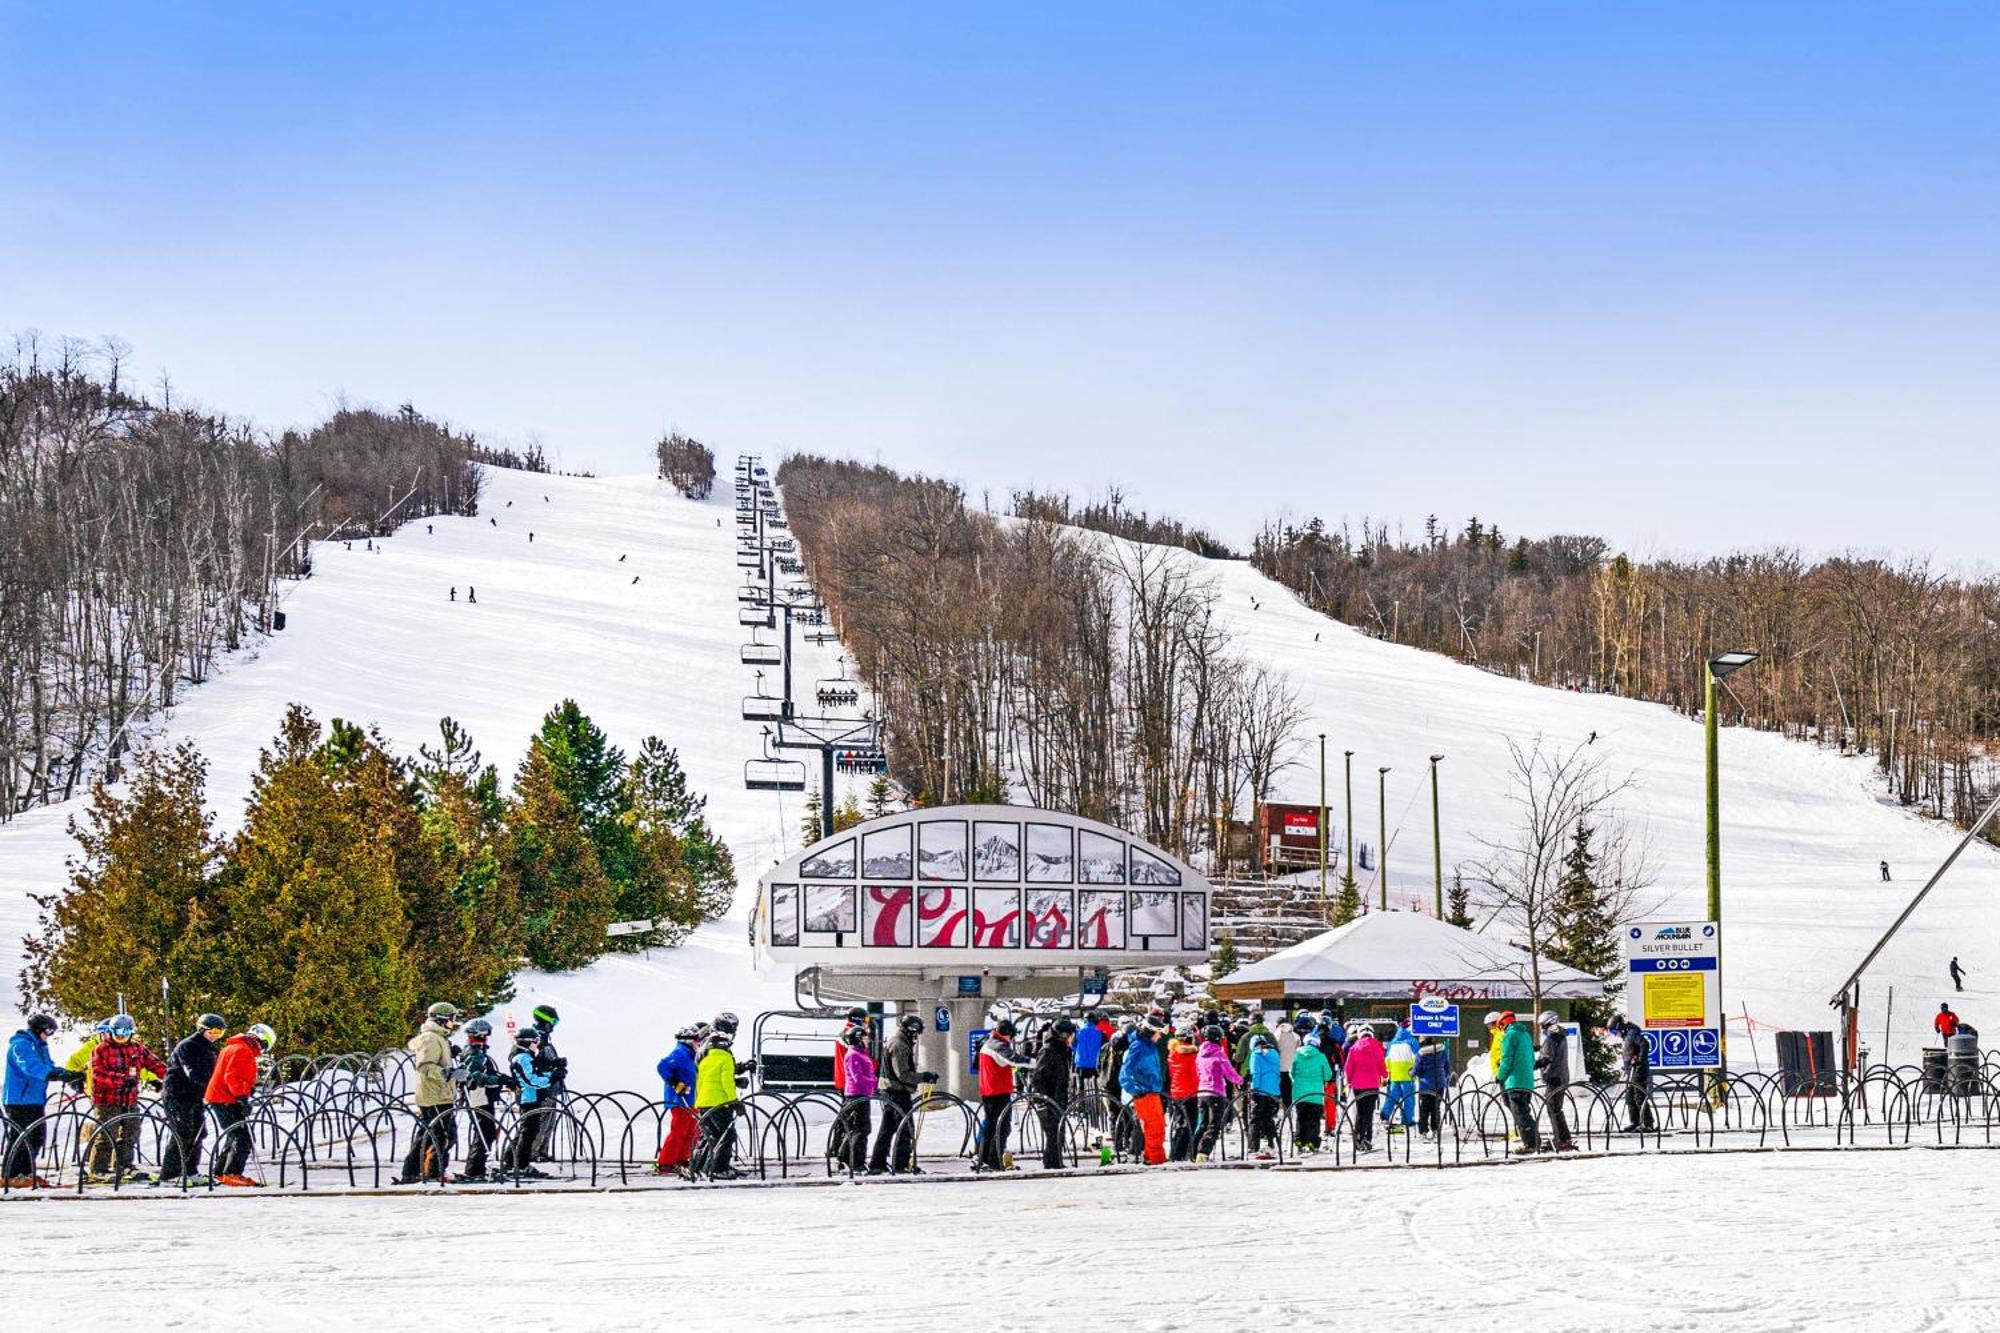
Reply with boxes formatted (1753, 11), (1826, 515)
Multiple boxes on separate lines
(816, 662), (862, 709)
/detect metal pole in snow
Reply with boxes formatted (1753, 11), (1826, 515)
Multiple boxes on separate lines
(1317, 735), (1328, 923)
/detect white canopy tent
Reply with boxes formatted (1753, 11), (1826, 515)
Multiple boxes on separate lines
(1213, 910), (1606, 1005)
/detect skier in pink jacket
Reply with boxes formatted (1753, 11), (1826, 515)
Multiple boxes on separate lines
(1342, 1027), (1388, 1152)
(1192, 1027), (1243, 1160)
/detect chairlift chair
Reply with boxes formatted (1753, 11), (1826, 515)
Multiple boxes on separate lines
(738, 606), (773, 627)
(806, 629), (840, 645)
(815, 672), (862, 708)
(777, 556), (803, 575)
(745, 728), (806, 791)
(738, 584), (765, 603)
(741, 672), (785, 722)
(834, 746), (888, 775)
(740, 634), (782, 667)
(766, 514), (789, 529)
(737, 553), (762, 569)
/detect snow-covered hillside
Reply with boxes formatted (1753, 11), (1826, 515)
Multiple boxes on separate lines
(5, 464), (1991, 1080)
(0, 466), (857, 1089)
(1185, 546), (2000, 1059)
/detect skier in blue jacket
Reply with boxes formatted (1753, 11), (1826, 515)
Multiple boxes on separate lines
(1414, 1037), (1452, 1140)
(1247, 1033), (1282, 1156)
(6, 1015), (83, 1183)
(655, 1027), (701, 1173)
(507, 1028), (556, 1179)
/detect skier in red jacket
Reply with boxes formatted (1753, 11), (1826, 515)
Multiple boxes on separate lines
(1936, 1004), (1961, 1041)
(205, 1024), (274, 1186)
(974, 1020), (1028, 1171)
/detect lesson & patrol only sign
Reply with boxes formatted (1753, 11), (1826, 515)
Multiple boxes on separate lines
(1624, 921), (1721, 1069)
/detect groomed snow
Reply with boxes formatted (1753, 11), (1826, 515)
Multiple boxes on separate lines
(11, 1149), (1996, 1331)
(0, 466), (852, 1088)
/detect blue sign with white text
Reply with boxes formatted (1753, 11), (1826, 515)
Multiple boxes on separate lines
(1409, 1004), (1460, 1037)
(967, 1028), (990, 1077)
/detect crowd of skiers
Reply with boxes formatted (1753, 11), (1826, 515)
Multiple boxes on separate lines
(4, 1011), (276, 1188)
(8, 998), (1667, 1189)
(817, 999), (1665, 1176)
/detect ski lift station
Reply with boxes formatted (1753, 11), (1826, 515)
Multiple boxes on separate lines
(754, 804), (1213, 1096)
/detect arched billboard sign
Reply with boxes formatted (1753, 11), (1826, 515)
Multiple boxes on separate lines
(754, 804), (1212, 972)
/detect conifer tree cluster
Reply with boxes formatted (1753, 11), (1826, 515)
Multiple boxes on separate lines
(19, 700), (733, 1056)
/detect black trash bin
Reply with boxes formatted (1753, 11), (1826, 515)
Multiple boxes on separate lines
(1922, 1046), (1949, 1093)
(1776, 1030), (1836, 1096)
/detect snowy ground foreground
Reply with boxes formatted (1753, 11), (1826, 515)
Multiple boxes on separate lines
(0, 467), (838, 1082)
(1172, 544), (2000, 1059)
(8, 1149), (1994, 1332)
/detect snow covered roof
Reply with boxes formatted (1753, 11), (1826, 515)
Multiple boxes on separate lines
(1213, 910), (1605, 1002)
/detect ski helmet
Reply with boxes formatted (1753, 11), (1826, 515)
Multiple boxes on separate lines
(517, 1027), (542, 1046)
(713, 1011), (740, 1034)
(197, 1013), (226, 1033)
(845, 1007), (868, 1024)
(1251, 1032), (1271, 1048)
(708, 1030), (735, 1049)
(463, 1018), (493, 1039)
(1294, 1014), (1317, 1034)
(843, 1026), (869, 1048)
(1053, 1018), (1077, 1038)
(27, 1013), (57, 1037)
(108, 1014), (136, 1038)
(898, 1014), (924, 1036)
(94, 1018), (113, 1036)
(1483, 1011), (1501, 1027)
(675, 1024), (703, 1043)
(1497, 1011), (1517, 1027)
(994, 1019), (1018, 1038)
(1537, 1011), (1560, 1030)
(248, 1023), (277, 1050)
(426, 1001), (461, 1023)
(1202, 1025), (1223, 1043)
(531, 1004), (560, 1029)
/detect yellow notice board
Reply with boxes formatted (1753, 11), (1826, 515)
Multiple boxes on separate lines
(1643, 973), (1706, 1028)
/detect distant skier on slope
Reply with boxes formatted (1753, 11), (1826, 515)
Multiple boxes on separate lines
(1881, 860), (1892, 882)
(468, 587), (476, 604)
(1951, 957), (1968, 993)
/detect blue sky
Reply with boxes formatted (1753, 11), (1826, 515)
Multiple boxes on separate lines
(5, 5), (1996, 563)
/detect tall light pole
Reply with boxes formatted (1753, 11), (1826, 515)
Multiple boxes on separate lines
(1378, 766), (1392, 911)
(1707, 649), (1759, 1081)
(1343, 750), (1355, 889)
(1317, 734), (1329, 922)
(1429, 754), (1445, 919)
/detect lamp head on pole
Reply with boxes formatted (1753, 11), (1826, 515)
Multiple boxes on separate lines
(1429, 753), (1444, 765)
(1708, 650), (1759, 680)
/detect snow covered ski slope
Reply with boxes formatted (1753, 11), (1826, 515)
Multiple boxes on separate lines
(1178, 544), (2000, 1057)
(0, 466), (857, 1088)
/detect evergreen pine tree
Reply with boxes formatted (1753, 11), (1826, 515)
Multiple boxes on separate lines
(865, 773), (895, 819)
(536, 699), (636, 888)
(624, 738), (735, 947)
(1446, 868), (1473, 929)
(20, 742), (217, 1039)
(835, 790), (864, 832)
(801, 785), (825, 843)
(504, 738), (616, 970)
(189, 705), (418, 1053)
(1331, 870), (1364, 926)
(1548, 821), (1622, 1082)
